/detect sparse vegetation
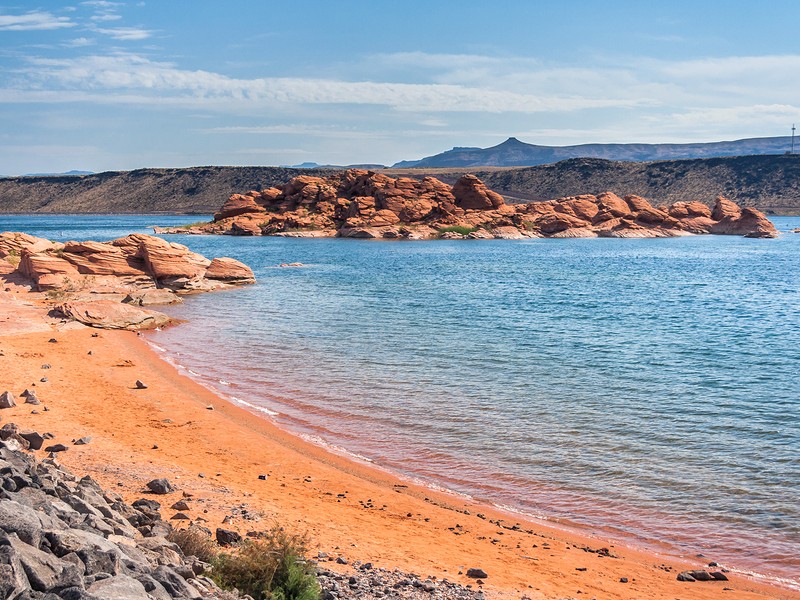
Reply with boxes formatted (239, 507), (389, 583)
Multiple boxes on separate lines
(4, 249), (20, 267)
(45, 275), (90, 301)
(438, 225), (477, 236)
(178, 220), (211, 229)
(167, 527), (218, 563)
(169, 525), (320, 600)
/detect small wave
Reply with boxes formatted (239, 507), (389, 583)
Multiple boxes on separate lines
(296, 433), (375, 463)
(149, 343), (166, 352)
(229, 396), (280, 417)
(219, 380), (231, 386)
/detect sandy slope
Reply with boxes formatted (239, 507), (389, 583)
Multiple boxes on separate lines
(0, 285), (796, 599)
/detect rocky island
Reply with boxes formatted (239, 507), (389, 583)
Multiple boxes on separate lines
(158, 170), (778, 240)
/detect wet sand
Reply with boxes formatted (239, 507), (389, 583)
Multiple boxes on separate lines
(0, 282), (797, 599)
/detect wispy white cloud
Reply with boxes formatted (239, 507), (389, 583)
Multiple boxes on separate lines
(80, 1), (124, 7)
(91, 14), (123, 21)
(62, 37), (95, 47)
(93, 27), (152, 40)
(0, 11), (75, 31)
(14, 53), (648, 113)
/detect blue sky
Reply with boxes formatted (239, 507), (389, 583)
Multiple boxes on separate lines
(1, 0), (800, 173)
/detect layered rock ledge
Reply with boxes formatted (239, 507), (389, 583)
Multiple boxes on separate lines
(0, 233), (254, 330)
(157, 170), (778, 240)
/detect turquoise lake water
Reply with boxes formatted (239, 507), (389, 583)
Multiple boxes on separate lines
(2, 214), (799, 587)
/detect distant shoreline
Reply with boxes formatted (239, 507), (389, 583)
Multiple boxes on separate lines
(2, 155), (800, 216)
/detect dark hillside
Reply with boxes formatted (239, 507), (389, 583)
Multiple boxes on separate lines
(1, 155), (799, 215)
(0, 166), (335, 214)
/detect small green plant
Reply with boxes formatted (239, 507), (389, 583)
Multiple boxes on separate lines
(437, 225), (478, 236)
(172, 525), (320, 600)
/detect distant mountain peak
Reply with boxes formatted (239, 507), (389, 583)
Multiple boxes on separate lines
(392, 136), (794, 168)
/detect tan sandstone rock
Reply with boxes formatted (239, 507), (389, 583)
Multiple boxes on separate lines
(56, 300), (174, 330)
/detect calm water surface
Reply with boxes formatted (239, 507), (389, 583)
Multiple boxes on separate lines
(3, 214), (799, 587)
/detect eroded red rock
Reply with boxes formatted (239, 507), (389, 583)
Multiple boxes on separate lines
(166, 169), (777, 240)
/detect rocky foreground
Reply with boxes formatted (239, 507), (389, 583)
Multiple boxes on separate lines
(0, 233), (254, 330)
(160, 170), (778, 240)
(0, 431), (233, 599)
(0, 429), (490, 599)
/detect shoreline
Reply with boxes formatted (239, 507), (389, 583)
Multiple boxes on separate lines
(1, 287), (798, 598)
(143, 327), (800, 593)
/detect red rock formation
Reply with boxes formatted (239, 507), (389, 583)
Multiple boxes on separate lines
(5, 233), (255, 295)
(205, 257), (257, 284)
(711, 196), (742, 221)
(710, 206), (778, 238)
(214, 193), (267, 221)
(452, 175), (504, 210)
(170, 169), (777, 240)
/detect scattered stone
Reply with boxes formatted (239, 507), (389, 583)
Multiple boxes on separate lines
(134, 379), (148, 389)
(170, 513), (190, 520)
(40, 377), (48, 383)
(44, 443), (68, 453)
(336, 557), (348, 565)
(19, 431), (44, 450)
(41, 364), (50, 369)
(170, 500), (190, 511)
(466, 568), (488, 579)
(23, 391), (41, 405)
(215, 528), (242, 546)
(48, 338), (57, 343)
(0, 391), (16, 408)
(620, 577), (629, 583)
(205, 405), (214, 410)
(146, 478), (174, 494)
(72, 436), (92, 445)
(258, 474), (267, 480)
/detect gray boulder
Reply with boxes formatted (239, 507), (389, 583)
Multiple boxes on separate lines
(0, 392), (16, 409)
(145, 479), (174, 495)
(87, 574), (152, 599)
(5, 533), (84, 593)
(0, 500), (45, 546)
(0, 544), (31, 599)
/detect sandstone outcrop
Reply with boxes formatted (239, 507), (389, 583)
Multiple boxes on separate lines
(55, 300), (175, 331)
(0, 233), (255, 329)
(4, 233), (254, 294)
(159, 169), (778, 240)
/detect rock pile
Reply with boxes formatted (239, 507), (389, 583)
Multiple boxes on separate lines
(0, 233), (255, 330)
(0, 430), (234, 599)
(317, 565), (486, 600)
(163, 170), (778, 240)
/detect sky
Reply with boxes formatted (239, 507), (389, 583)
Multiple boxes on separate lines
(1, 0), (800, 174)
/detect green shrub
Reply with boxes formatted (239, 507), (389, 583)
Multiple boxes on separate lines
(211, 527), (320, 600)
(437, 225), (477, 236)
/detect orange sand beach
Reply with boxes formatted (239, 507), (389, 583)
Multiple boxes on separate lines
(1, 282), (798, 599)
